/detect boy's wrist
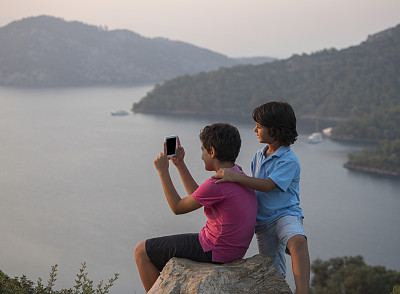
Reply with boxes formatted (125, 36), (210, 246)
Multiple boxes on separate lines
(236, 173), (247, 184)
(174, 161), (187, 170)
(157, 168), (170, 177)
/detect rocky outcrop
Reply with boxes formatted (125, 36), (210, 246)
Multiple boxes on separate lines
(148, 254), (292, 294)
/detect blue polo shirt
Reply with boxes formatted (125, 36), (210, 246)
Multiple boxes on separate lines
(251, 144), (303, 227)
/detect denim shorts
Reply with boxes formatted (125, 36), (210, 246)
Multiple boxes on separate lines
(255, 215), (306, 276)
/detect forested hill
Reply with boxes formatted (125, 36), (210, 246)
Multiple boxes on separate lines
(133, 24), (400, 120)
(0, 16), (274, 87)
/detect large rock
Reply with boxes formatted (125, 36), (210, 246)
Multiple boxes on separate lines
(148, 254), (292, 294)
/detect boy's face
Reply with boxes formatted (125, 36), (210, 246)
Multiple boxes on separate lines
(254, 123), (274, 144)
(201, 144), (214, 171)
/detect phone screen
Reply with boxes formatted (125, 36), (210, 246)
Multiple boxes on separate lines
(166, 137), (177, 156)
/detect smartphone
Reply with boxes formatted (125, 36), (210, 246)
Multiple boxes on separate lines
(164, 135), (177, 158)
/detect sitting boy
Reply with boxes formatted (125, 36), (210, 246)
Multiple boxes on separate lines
(134, 123), (257, 292)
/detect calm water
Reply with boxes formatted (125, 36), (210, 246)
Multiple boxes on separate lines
(1, 86), (399, 293)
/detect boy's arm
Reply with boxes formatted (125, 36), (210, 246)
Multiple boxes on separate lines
(154, 143), (202, 215)
(213, 168), (277, 192)
(170, 137), (199, 195)
(157, 168), (202, 215)
(174, 162), (199, 195)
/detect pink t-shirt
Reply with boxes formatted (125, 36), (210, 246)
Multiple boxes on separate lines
(192, 165), (257, 263)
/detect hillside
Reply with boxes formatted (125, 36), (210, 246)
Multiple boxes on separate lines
(133, 24), (400, 176)
(133, 24), (400, 121)
(0, 16), (274, 87)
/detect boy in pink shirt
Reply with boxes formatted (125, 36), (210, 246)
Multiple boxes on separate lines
(135, 123), (257, 292)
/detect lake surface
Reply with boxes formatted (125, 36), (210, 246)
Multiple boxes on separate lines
(1, 86), (399, 293)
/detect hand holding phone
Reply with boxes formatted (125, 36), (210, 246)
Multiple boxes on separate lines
(164, 135), (177, 158)
(170, 136), (185, 167)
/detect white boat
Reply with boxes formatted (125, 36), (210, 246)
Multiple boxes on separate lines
(307, 132), (323, 144)
(111, 110), (130, 116)
(322, 127), (332, 137)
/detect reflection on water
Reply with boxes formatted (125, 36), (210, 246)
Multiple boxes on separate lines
(0, 86), (399, 293)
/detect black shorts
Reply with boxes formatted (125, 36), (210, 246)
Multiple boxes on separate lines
(145, 233), (213, 272)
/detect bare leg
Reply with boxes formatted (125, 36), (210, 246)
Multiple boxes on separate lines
(134, 240), (160, 292)
(286, 235), (310, 294)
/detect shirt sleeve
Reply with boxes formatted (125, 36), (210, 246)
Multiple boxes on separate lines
(268, 158), (298, 192)
(192, 179), (224, 208)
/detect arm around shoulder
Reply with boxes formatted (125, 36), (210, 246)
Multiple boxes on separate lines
(213, 168), (277, 192)
(236, 174), (277, 192)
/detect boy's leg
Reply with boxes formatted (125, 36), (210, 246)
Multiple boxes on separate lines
(255, 222), (287, 275)
(287, 235), (310, 294)
(135, 233), (212, 292)
(134, 240), (160, 292)
(276, 215), (310, 294)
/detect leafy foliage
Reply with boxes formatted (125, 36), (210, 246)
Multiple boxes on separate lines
(332, 106), (400, 142)
(133, 24), (400, 120)
(346, 139), (400, 175)
(310, 256), (400, 294)
(0, 263), (119, 294)
(133, 24), (400, 175)
(392, 285), (400, 294)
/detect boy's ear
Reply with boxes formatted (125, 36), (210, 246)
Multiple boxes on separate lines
(210, 146), (217, 158)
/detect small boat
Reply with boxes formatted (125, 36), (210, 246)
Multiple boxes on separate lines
(111, 110), (130, 116)
(322, 127), (332, 137)
(307, 132), (323, 144)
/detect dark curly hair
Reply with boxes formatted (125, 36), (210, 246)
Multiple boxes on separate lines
(252, 101), (298, 146)
(199, 123), (241, 163)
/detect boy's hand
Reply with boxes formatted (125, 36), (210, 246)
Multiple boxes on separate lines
(154, 142), (169, 173)
(170, 136), (185, 167)
(212, 168), (241, 184)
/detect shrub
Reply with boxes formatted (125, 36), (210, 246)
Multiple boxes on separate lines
(0, 263), (119, 294)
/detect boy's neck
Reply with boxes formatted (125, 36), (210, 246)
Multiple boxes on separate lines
(214, 161), (235, 171)
(265, 141), (282, 157)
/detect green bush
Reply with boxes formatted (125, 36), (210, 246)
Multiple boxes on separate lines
(0, 263), (119, 294)
(392, 285), (400, 294)
(311, 256), (400, 294)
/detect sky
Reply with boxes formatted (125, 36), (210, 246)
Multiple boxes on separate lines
(1, 0), (400, 59)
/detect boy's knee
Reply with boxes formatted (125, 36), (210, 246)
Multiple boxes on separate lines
(135, 240), (147, 261)
(287, 234), (308, 252)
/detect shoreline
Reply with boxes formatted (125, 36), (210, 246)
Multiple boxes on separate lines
(343, 163), (400, 177)
(329, 134), (378, 144)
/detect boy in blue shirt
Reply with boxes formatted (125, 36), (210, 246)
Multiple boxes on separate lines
(213, 101), (310, 294)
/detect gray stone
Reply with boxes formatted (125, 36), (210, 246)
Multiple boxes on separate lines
(148, 254), (292, 294)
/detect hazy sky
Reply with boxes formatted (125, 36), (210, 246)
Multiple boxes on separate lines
(1, 0), (399, 59)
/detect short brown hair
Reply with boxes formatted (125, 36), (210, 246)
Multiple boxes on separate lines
(199, 123), (241, 163)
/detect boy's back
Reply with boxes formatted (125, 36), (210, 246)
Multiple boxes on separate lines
(193, 165), (257, 263)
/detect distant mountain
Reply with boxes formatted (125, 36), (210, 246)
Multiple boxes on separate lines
(234, 56), (276, 65)
(0, 15), (275, 87)
(133, 24), (400, 121)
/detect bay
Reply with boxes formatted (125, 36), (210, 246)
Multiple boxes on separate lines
(0, 86), (399, 293)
